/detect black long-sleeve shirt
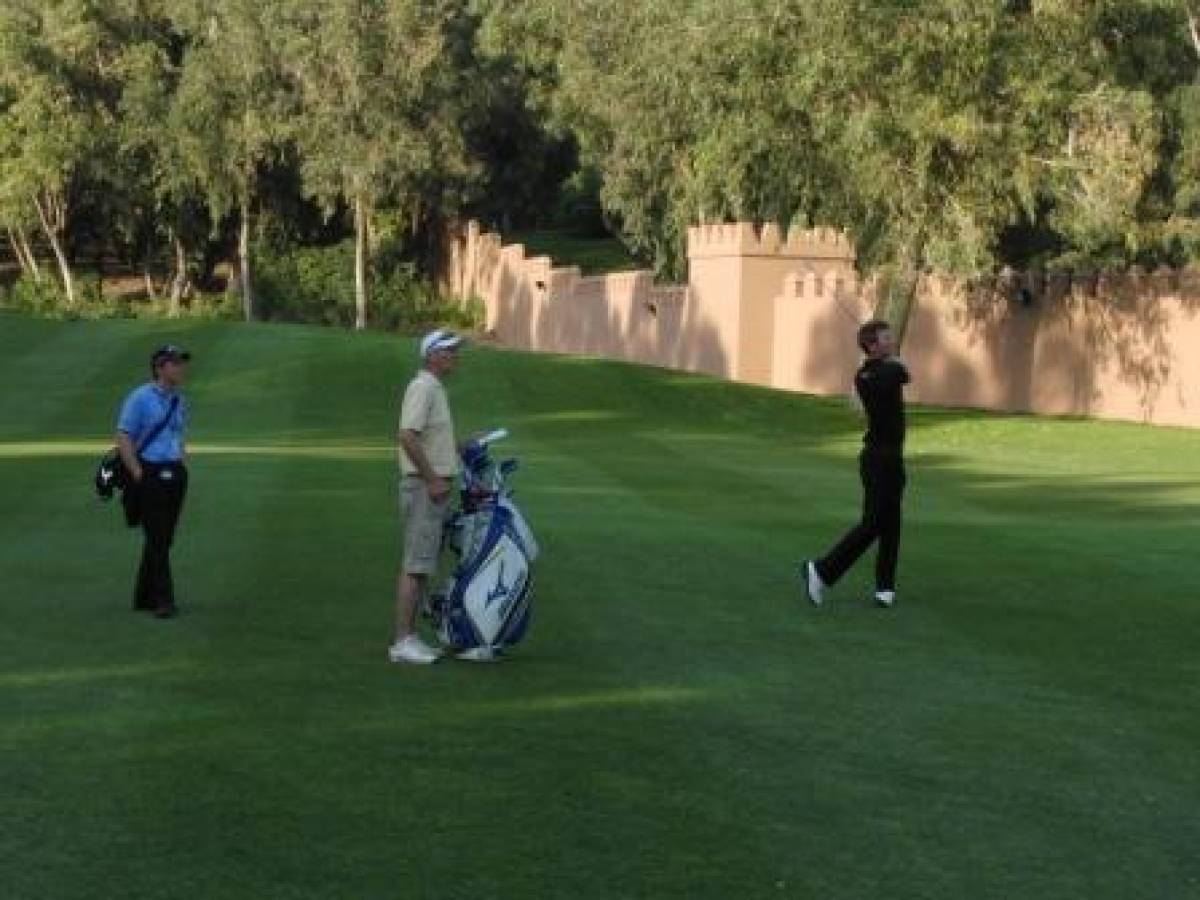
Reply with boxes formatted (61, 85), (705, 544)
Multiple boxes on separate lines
(854, 357), (910, 452)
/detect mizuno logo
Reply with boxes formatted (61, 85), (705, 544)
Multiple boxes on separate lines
(486, 562), (511, 609)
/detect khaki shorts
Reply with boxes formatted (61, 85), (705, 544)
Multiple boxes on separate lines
(400, 477), (451, 576)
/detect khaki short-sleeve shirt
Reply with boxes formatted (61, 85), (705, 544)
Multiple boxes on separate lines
(399, 369), (459, 477)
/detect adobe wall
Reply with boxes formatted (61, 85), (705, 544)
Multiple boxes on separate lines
(441, 220), (858, 384)
(442, 220), (1200, 428)
(899, 270), (1200, 427)
(440, 222), (726, 377)
(687, 222), (856, 386)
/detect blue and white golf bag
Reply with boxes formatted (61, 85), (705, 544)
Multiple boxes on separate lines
(429, 430), (538, 658)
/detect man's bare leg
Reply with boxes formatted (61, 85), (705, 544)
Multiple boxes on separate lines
(395, 572), (426, 642)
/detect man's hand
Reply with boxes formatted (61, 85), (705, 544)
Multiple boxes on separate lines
(116, 432), (143, 485)
(426, 476), (452, 504)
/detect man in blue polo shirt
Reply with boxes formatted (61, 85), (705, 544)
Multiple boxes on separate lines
(116, 345), (191, 618)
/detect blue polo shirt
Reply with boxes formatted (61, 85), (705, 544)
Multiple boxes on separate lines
(117, 383), (188, 464)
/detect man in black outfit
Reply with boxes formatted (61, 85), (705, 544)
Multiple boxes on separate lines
(116, 346), (191, 618)
(802, 320), (908, 608)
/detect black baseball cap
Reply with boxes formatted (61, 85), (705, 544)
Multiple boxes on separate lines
(151, 345), (192, 367)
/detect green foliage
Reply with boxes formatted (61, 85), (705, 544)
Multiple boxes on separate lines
(288, 1), (468, 216)
(551, 168), (608, 237)
(0, 273), (240, 321)
(254, 241), (481, 331)
(1169, 81), (1200, 232)
(3, 0), (1200, 331)
(284, 0), (482, 327)
(483, 0), (1200, 278)
(0, 276), (70, 317)
(0, 274), (106, 317)
(168, 0), (297, 221)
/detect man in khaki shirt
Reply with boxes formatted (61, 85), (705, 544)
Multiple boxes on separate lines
(389, 330), (463, 665)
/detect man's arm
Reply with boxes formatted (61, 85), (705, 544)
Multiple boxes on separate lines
(400, 429), (450, 502)
(115, 390), (145, 483)
(115, 432), (143, 484)
(887, 356), (911, 386)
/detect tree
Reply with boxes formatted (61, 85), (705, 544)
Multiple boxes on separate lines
(289, 0), (475, 329)
(1180, 1), (1200, 56)
(111, 7), (203, 312)
(169, 0), (297, 321)
(0, 0), (116, 307)
(489, 0), (1199, 334)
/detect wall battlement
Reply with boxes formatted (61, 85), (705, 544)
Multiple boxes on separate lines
(443, 219), (1200, 428)
(687, 221), (856, 261)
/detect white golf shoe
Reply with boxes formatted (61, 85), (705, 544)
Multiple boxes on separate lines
(388, 635), (443, 665)
(801, 560), (826, 607)
(875, 590), (896, 609)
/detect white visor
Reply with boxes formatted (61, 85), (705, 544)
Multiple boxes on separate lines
(420, 330), (463, 358)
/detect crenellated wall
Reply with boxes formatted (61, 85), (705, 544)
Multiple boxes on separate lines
(442, 220), (1200, 428)
(686, 221), (857, 386)
(896, 269), (1200, 427)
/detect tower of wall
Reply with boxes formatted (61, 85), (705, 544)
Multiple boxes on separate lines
(686, 222), (857, 385)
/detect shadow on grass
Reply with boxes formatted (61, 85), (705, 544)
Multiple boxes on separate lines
(517, 349), (1104, 446)
(913, 452), (1200, 522)
(522, 423), (1200, 533)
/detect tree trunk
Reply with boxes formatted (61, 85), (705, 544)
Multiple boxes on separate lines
(9, 224), (42, 282)
(169, 232), (187, 317)
(874, 242), (925, 349)
(142, 235), (159, 300)
(18, 227), (41, 282)
(1187, 6), (1200, 59)
(7, 226), (31, 277)
(354, 193), (369, 331)
(239, 197), (253, 322)
(33, 193), (76, 307)
(890, 269), (921, 348)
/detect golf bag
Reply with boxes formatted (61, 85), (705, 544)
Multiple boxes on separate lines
(428, 430), (538, 658)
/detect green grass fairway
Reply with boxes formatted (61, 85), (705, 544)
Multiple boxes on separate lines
(2, 315), (1198, 900)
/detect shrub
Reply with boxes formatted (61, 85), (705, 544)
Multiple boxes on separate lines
(253, 240), (482, 331)
(0, 274), (240, 321)
(1, 276), (70, 316)
(1, 240), (478, 331)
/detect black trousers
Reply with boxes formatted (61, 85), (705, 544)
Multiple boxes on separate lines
(133, 462), (188, 611)
(816, 449), (906, 592)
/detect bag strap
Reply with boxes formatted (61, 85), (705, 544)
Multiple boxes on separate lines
(135, 395), (181, 455)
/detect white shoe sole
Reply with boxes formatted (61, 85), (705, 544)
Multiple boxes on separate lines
(387, 647), (442, 665)
(456, 649), (500, 663)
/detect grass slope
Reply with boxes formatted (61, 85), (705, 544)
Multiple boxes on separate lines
(1, 315), (1198, 900)
(508, 230), (640, 275)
